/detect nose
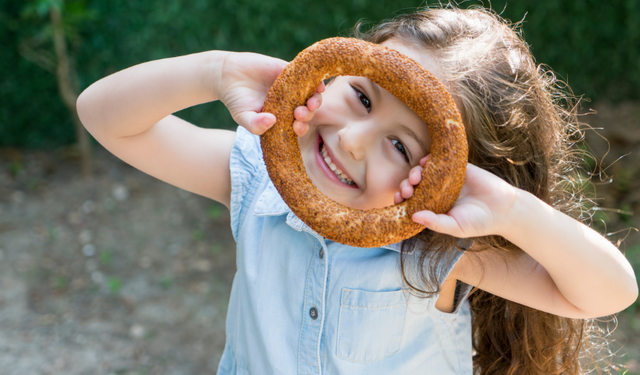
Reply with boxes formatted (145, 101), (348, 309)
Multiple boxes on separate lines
(337, 121), (370, 161)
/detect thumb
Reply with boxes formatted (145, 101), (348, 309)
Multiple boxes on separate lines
(236, 111), (277, 135)
(412, 211), (463, 237)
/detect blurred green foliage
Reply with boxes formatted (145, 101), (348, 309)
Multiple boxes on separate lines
(207, 203), (224, 220)
(2, 0), (640, 148)
(55, 275), (69, 289)
(191, 228), (204, 241)
(106, 275), (122, 294)
(99, 249), (113, 265)
(160, 276), (174, 290)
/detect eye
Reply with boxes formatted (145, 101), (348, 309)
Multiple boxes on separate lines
(391, 139), (410, 163)
(352, 86), (371, 113)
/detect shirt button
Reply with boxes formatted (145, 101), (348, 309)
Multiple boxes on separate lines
(309, 306), (319, 320)
(319, 249), (324, 259)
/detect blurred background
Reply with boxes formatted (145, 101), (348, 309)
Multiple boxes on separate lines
(0, 0), (639, 374)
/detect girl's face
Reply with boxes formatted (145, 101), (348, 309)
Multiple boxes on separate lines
(298, 39), (447, 210)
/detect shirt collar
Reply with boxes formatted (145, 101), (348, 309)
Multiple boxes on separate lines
(253, 180), (406, 253)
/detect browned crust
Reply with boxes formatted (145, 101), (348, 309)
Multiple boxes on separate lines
(261, 37), (467, 248)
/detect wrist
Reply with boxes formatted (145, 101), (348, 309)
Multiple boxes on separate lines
(203, 50), (231, 102)
(496, 187), (533, 239)
(497, 189), (558, 249)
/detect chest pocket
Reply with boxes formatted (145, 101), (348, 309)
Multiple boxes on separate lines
(337, 288), (408, 363)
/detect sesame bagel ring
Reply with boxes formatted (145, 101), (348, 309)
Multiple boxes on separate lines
(261, 37), (467, 248)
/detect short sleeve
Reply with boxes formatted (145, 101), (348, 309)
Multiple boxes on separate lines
(437, 239), (474, 314)
(229, 126), (267, 241)
(408, 238), (471, 286)
(408, 238), (474, 315)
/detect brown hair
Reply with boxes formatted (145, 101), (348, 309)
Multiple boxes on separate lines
(355, 5), (611, 375)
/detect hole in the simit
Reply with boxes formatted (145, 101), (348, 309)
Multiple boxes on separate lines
(296, 75), (433, 210)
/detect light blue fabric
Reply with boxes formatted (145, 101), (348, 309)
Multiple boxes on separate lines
(218, 126), (473, 375)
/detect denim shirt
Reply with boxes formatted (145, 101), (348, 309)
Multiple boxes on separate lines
(217, 127), (473, 375)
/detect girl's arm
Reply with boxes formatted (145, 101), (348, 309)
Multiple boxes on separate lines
(402, 162), (638, 319)
(77, 52), (322, 208)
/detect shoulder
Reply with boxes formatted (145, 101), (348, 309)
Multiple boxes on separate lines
(230, 126), (266, 194)
(231, 126), (264, 170)
(229, 126), (270, 240)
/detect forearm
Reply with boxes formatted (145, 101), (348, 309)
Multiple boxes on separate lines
(501, 190), (638, 316)
(77, 51), (227, 138)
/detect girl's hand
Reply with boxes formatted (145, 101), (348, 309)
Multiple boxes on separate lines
(215, 52), (324, 135)
(395, 160), (519, 238)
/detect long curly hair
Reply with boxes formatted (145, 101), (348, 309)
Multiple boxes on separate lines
(355, 5), (613, 374)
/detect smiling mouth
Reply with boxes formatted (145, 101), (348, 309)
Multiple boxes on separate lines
(319, 141), (356, 186)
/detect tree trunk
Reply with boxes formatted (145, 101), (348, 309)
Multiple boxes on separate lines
(50, 6), (92, 177)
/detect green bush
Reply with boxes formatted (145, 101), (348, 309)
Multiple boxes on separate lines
(2, 0), (639, 148)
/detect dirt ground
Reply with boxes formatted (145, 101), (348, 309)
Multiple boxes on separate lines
(0, 101), (639, 374)
(0, 145), (236, 374)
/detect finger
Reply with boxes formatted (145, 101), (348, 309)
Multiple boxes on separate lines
(293, 120), (309, 137)
(294, 106), (312, 122)
(420, 154), (430, 167)
(306, 92), (323, 111)
(401, 179), (414, 199)
(316, 81), (326, 93)
(408, 166), (424, 185)
(239, 112), (276, 135)
(269, 58), (289, 79)
(412, 211), (437, 227)
(412, 211), (464, 237)
(394, 191), (404, 205)
(411, 211), (468, 238)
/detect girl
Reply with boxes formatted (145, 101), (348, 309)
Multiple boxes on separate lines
(76, 5), (637, 375)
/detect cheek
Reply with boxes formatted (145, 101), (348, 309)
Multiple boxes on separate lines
(368, 160), (408, 195)
(380, 144), (411, 185)
(298, 130), (319, 174)
(385, 169), (408, 192)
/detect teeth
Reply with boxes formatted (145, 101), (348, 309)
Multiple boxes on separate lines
(320, 144), (355, 185)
